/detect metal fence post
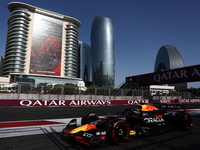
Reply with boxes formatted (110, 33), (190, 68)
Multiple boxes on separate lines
(121, 89), (123, 100)
(79, 89), (81, 100)
(41, 86), (44, 100)
(95, 88), (97, 100)
(61, 86), (64, 95)
(109, 89), (111, 100)
(61, 86), (64, 100)
(17, 84), (21, 99)
(142, 90), (144, 99)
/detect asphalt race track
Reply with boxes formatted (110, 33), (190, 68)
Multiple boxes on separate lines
(0, 104), (200, 150)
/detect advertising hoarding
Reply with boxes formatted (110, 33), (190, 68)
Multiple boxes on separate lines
(126, 64), (200, 85)
(30, 13), (63, 76)
(1, 99), (200, 107)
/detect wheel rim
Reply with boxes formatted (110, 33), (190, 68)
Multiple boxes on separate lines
(185, 114), (193, 130)
(118, 129), (123, 135)
(114, 123), (128, 143)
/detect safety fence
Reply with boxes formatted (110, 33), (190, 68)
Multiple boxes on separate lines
(1, 84), (200, 107)
(0, 87), (192, 100)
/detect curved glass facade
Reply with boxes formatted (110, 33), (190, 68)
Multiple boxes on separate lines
(91, 16), (115, 87)
(3, 7), (29, 76)
(154, 45), (187, 89)
(77, 41), (91, 82)
(64, 22), (79, 77)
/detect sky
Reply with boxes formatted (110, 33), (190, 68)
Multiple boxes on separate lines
(0, 0), (200, 88)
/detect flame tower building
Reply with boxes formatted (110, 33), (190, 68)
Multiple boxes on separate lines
(91, 16), (115, 87)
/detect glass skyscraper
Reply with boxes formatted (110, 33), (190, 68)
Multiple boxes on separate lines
(77, 41), (91, 82)
(91, 16), (115, 87)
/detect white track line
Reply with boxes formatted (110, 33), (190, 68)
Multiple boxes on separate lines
(0, 118), (81, 138)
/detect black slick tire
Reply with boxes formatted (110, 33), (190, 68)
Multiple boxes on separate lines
(174, 112), (193, 130)
(106, 119), (129, 145)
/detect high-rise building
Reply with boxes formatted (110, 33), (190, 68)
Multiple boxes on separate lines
(154, 45), (187, 90)
(0, 56), (4, 76)
(2, 2), (83, 85)
(91, 16), (115, 87)
(77, 41), (91, 83)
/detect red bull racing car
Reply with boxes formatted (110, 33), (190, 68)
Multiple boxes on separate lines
(62, 104), (194, 146)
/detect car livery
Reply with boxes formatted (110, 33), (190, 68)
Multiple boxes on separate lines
(62, 104), (194, 146)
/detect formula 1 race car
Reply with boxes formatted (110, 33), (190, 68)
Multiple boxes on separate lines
(62, 104), (194, 146)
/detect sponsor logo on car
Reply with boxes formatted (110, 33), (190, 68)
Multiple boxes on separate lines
(144, 118), (164, 123)
(96, 131), (106, 135)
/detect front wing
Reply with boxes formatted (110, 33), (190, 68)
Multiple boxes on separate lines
(62, 119), (106, 146)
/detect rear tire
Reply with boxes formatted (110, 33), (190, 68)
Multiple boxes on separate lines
(174, 112), (193, 130)
(106, 119), (129, 145)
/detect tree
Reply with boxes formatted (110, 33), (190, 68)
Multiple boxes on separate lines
(36, 83), (49, 94)
(85, 85), (99, 95)
(64, 83), (77, 94)
(50, 84), (63, 94)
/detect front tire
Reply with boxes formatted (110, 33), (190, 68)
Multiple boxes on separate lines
(106, 119), (130, 145)
(174, 112), (193, 130)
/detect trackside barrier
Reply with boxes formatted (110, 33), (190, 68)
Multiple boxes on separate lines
(0, 86), (192, 100)
(0, 93), (185, 100)
(0, 93), (144, 100)
(0, 99), (200, 107)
